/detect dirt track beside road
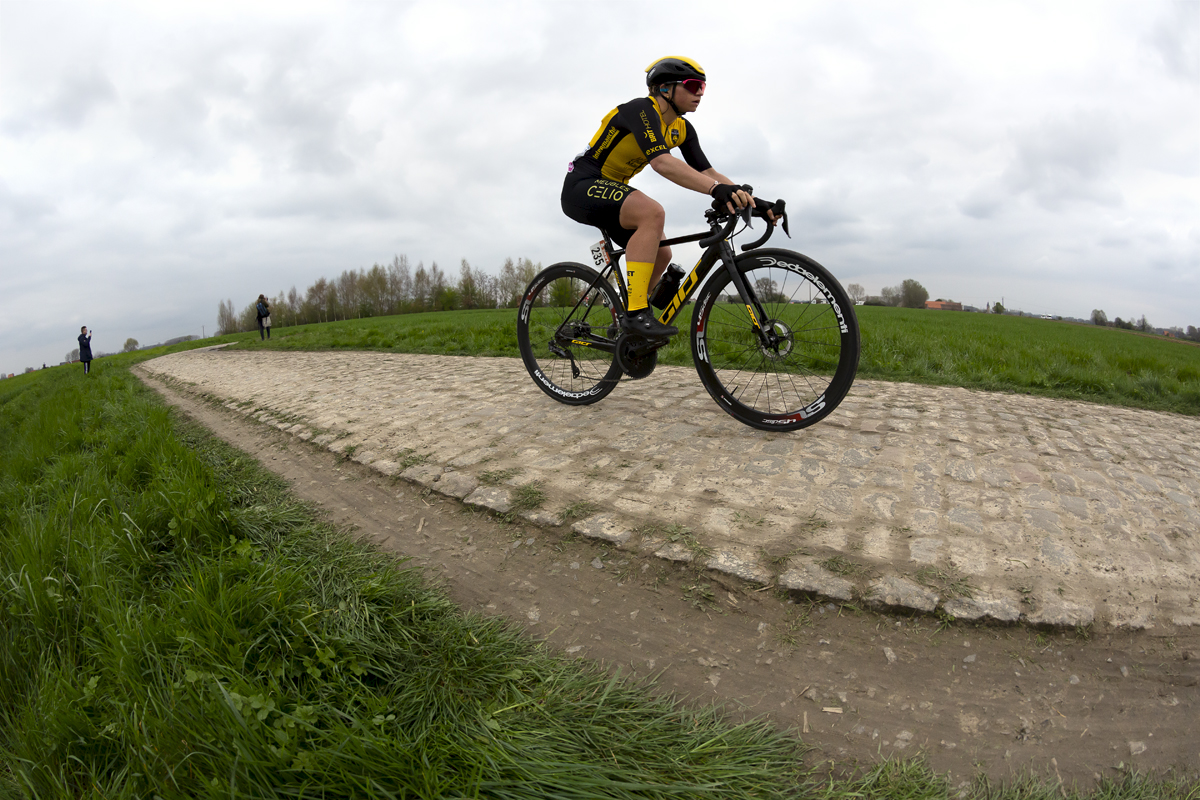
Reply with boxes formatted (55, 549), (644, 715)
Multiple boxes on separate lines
(135, 352), (1200, 787)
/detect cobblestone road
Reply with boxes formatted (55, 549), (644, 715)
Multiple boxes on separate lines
(139, 348), (1200, 629)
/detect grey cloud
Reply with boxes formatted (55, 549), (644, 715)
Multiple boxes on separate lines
(0, 181), (56, 224)
(958, 181), (1007, 220)
(251, 63), (356, 176)
(48, 69), (118, 127)
(1151, 0), (1199, 82)
(1003, 111), (1123, 210)
(4, 68), (117, 135)
(131, 82), (220, 164)
(960, 111), (1125, 217)
(252, 182), (396, 221)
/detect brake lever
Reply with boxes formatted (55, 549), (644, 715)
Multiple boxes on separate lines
(772, 199), (790, 238)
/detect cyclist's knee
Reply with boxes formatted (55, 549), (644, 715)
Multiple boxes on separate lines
(621, 194), (665, 230)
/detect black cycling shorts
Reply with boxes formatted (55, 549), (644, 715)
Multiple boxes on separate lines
(561, 170), (638, 248)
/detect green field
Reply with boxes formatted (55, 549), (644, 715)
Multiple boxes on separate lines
(228, 305), (1200, 415)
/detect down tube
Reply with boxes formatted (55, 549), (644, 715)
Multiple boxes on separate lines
(657, 247), (722, 327)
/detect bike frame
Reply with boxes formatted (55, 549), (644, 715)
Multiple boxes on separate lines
(560, 212), (775, 356)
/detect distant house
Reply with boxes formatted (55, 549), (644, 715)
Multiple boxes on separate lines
(925, 300), (963, 311)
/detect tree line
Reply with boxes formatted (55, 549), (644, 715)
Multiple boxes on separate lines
(844, 279), (930, 308)
(1091, 309), (1200, 341)
(217, 256), (541, 335)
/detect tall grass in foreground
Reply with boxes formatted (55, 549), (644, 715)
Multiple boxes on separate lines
(0, 367), (801, 798)
(228, 306), (1200, 416)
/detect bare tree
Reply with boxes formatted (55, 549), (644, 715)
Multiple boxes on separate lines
(335, 269), (362, 319)
(846, 283), (865, 303)
(361, 263), (388, 317)
(122, 338), (139, 353)
(1091, 309), (1108, 326)
(458, 259), (482, 309)
(411, 262), (430, 311)
(387, 255), (411, 313)
(217, 299), (238, 334)
(429, 262), (447, 310)
(497, 258), (524, 308)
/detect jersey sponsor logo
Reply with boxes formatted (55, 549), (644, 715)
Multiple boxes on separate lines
(638, 111), (658, 142)
(586, 183), (625, 202)
(646, 144), (667, 155)
(594, 127), (620, 155)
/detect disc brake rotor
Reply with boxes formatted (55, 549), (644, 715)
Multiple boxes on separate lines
(759, 319), (794, 359)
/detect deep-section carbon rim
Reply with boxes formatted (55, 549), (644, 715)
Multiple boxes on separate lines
(690, 249), (860, 431)
(517, 262), (624, 406)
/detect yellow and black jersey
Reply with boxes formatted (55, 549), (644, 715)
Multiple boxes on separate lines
(570, 96), (712, 184)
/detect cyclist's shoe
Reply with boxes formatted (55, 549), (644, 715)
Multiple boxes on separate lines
(621, 308), (678, 339)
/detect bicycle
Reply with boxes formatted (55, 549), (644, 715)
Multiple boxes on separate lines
(516, 199), (861, 432)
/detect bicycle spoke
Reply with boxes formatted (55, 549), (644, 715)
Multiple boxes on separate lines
(518, 264), (623, 405)
(692, 251), (859, 429)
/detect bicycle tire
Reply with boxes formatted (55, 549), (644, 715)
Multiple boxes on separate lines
(517, 262), (624, 405)
(691, 249), (860, 431)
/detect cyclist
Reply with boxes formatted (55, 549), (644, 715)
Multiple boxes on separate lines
(561, 56), (767, 339)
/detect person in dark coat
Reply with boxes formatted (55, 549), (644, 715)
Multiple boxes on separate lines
(255, 294), (271, 340)
(78, 326), (93, 374)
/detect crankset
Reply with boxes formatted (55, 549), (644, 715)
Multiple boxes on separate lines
(614, 333), (667, 380)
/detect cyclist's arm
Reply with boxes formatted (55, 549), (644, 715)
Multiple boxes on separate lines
(650, 153), (728, 194)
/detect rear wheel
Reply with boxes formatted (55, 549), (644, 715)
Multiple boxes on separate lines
(517, 262), (623, 405)
(691, 249), (860, 431)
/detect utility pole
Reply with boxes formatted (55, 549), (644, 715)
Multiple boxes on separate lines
(202, 325), (206, 338)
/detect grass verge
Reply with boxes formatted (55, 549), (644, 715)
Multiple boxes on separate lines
(0, 367), (801, 798)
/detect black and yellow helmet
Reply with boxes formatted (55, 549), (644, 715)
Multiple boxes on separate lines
(645, 56), (705, 88)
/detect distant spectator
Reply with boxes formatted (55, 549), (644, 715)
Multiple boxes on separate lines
(255, 294), (272, 341)
(78, 326), (93, 375)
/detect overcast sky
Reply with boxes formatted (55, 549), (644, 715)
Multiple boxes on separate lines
(2, 0), (1197, 373)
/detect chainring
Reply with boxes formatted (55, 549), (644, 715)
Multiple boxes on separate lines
(614, 333), (660, 380)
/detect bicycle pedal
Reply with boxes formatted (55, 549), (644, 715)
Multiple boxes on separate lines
(620, 333), (669, 351)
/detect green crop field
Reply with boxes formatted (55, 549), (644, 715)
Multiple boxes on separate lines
(228, 305), (1200, 416)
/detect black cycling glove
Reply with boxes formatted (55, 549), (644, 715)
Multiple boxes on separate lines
(711, 183), (751, 208)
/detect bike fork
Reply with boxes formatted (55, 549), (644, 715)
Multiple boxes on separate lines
(716, 241), (775, 350)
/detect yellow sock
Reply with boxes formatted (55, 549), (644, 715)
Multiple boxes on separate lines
(626, 261), (654, 311)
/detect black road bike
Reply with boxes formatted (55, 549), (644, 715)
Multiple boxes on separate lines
(517, 201), (861, 432)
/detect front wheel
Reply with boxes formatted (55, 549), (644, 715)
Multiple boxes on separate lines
(517, 262), (623, 405)
(691, 249), (860, 431)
